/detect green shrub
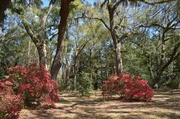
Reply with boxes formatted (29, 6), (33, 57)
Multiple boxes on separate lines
(168, 79), (180, 89)
(76, 72), (93, 96)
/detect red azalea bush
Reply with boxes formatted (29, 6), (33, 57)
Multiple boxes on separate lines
(101, 74), (122, 98)
(4, 63), (60, 108)
(0, 81), (23, 119)
(101, 72), (154, 102)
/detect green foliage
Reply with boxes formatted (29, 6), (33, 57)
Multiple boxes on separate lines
(167, 79), (180, 89)
(0, 68), (4, 79)
(76, 72), (93, 96)
(11, 6), (24, 15)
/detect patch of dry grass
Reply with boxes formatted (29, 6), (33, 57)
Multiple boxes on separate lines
(19, 89), (180, 119)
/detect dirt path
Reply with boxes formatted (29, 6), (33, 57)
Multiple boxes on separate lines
(19, 89), (180, 119)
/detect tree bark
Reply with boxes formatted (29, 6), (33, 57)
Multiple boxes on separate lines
(73, 54), (79, 90)
(36, 41), (47, 67)
(50, 0), (72, 80)
(0, 0), (10, 24)
(115, 41), (123, 75)
(0, 0), (11, 34)
(108, 5), (123, 75)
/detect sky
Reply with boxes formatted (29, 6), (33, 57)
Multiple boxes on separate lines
(87, 0), (95, 4)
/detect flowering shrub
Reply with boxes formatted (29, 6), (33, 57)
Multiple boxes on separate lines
(122, 75), (154, 102)
(4, 63), (60, 108)
(0, 81), (23, 119)
(101, 72), (154, 102)
(101, 74), (121, 98)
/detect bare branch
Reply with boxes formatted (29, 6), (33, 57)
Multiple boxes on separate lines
(76, 40), (89, 58)
(75, 16), (110, 31)
(49, 31), (58, 41)
(42, 3), (53, 28)
(112, 1), (122, 11)
(141, 0), (176, 5)
(100, 0), (108, 8)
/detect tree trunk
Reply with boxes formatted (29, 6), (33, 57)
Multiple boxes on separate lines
(108, 5), (123, 76)
(0, 0), (11, 34)
(0, 0), (10, 23)
(13, 3), (52, 68)
(36, 42), (47, 67)
(50, 0), (72, 80)
(153, 71), (163, 86)
(89, 49), (93, 80)
(64, 56), (70, 88)
(114, 41), (123, 75)
(21, 18), (47, 67)
(73, 52), (80, 90)
(110, 26), (123, 76)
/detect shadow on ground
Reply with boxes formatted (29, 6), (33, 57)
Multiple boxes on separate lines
(19, 89), (180, 119)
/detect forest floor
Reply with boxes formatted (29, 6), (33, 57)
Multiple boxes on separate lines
(19, 89), (180, 119)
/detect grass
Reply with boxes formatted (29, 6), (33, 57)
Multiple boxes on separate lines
(19, 89), (180, 119)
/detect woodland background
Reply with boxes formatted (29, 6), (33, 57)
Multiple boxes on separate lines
(0, 0), (180, 92)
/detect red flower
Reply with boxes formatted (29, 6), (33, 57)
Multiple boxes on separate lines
(102, 72), (154, 102)
(3, 63), (60, 108)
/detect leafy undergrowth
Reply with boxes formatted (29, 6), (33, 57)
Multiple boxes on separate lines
(19, 89), (180, 119)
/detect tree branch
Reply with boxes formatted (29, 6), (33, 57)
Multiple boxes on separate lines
(160, 42), (180, 72)
(75, 16), (110, 31)
(13, 6), (39, 44)
(141, 0), (176, 5)
(112, 1), (122, 11)
(76, 40), (89, 58)
(0, 0), (11, 24)
(42, 3), (53, 28)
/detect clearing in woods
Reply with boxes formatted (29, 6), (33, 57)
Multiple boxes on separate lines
(19, 89), (180, 119)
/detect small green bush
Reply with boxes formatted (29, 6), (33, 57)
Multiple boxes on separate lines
(168, 79), (180, 89)
(76, 72), (93, 96)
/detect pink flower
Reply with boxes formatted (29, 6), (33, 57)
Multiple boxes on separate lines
(5, 81), (13, 85)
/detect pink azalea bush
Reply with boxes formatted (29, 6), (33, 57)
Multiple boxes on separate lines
(101, 72), (154, 102)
